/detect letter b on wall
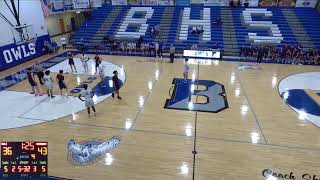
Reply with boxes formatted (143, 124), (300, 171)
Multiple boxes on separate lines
(115, 7), (154, 39)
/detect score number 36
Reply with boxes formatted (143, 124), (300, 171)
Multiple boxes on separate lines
(2, 147), (12, 156)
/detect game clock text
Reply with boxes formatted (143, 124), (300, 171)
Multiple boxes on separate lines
(1, 141), (48, 178)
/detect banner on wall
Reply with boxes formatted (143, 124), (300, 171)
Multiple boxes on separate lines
(64, 0), (74, 10)
(128, 0), (142, 4)
(0, 35), (50, 71)
(204, 0), (229, 6)
(277, 0), (296, 6)
(91, 0), (103, 7)
(142, 0), (172, 5)
(48, 0), (65, 12)
(258, 0), (277, 6)
(72, 0), (90, 8)
(246, 0), (259, 6)
(295, 0), (317, 7)
(112, 0), (128, 5)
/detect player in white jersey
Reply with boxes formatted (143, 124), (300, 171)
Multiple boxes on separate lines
(44, 70), (55, 98)
(183, 58), (189, 82)
(78, 84), (96, 115)
(98, 65), (106, 86)
(80, 53), (89, 74)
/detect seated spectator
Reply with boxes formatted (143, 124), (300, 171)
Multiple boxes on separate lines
(229, 0), (235, 7)
(196, 25), (204, 34)
(243, 0), (249, 7)
(191, 26), (197, 34)
(213, 43), (219, 49)
(236, 0), (241, 7)
(103, 35), (110, 44)
(191, 44), (198, 50)
(213, 17), (222, 25)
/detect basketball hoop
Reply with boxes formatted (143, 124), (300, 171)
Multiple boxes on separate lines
(11, 24), (37, 45)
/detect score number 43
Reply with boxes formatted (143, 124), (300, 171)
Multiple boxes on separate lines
(2, 147), (47, 156)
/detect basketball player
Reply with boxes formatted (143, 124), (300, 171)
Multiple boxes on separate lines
(32, 62), (44, 85)
(78, 84), (96, 115)
(26, 69), (43, 96)
(183, 58), (189, 82)
(98, 65), (106, 86)
(56, 70), (68, 97)
(44, 70), (55, 98)
(94, 54), (102, 74)
(67, 51), (77, 73)
(112, 70), (122, 99)
(80, 53), (89, 74)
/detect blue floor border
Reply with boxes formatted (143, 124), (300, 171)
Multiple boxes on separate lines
(0, 52), (68, 91)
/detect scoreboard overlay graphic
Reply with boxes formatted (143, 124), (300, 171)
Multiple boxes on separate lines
(1, 141), (48, 178)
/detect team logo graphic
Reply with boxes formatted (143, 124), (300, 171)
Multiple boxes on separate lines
(279, 72), (320, 127)
(165, 78), (228, 113)
(67, 136), (121, 165)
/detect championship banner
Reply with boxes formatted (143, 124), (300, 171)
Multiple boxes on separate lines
(64, 0), (74, 10)
(202, 0), (229, 6)
(72, 0), (90, 9)
(48, 0), (65, 12)
(128, 0), (142, 5)
(246, 0), (259, 6)
(295, 0), (317, 7)
(112, 0), (128, 5)
(277, 0), (296, 6)
(142, 0), (160, 5)
(258, 0), (277, 6)
(91, 0), (103, 7)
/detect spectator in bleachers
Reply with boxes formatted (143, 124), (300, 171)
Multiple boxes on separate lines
(191, 44), (198, 50)
(236, 0), (242, 7)
(103, 35), (110, 44)
(239, 43), (319, 65)
(196, 25), (204, 34)
(169, 44), (175, 63)
(120, 42), (125, 53)
(213, 17), (222, 25)
(213, 43), (219, 49)
(111, 41), (118, 54)
(158, 41), (163, 58)
(316, 51), (320, 64)
(229, 0), (235, 7)
(61, 36), (67, 50)
(256, 45), (264, 64)
(191, 26), (197, 34)
(148, 42), (155, 57)
(155, 42), (159, 57)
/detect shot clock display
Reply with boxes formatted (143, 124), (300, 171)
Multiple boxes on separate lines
(0, 142), (48, 178)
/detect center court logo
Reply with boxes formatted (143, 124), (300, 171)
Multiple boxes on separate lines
(164, 78), (228, 113)
(67, 136), (121, 165)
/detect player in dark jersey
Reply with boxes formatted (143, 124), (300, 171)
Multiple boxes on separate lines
(56, 70), (68, 97)
(112, 70), (122, 99)
(94, 54), (102, 74)
(67, 51), (77, 73)
(26, 69), (43, 96)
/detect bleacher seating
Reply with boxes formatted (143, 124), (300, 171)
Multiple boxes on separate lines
(70, 5), (320, 55)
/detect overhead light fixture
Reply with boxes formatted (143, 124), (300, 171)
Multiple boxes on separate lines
(76, 11), (80, 14)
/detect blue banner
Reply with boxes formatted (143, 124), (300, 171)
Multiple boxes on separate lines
(0, 35), (50, 71)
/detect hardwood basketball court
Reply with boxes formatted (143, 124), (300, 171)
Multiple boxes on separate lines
(0, 52), (319, 180)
